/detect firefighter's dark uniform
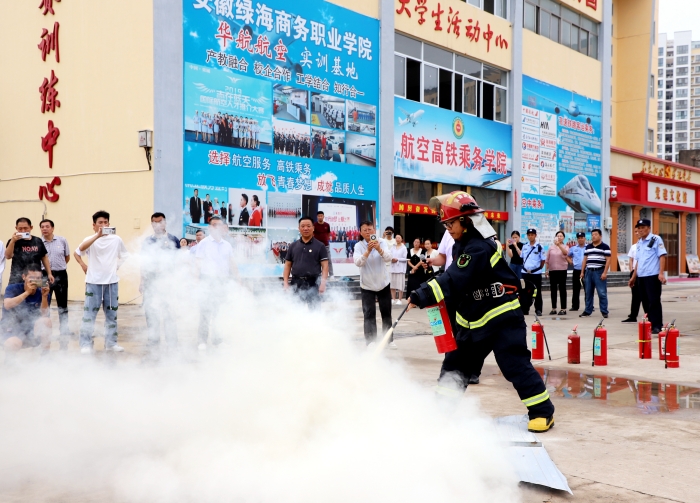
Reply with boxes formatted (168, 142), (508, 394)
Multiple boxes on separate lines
(410, 230), (555, 421)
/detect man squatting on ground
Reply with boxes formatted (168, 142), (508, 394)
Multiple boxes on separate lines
(1, 264), (52, 357)
(408, 191), (555, 433)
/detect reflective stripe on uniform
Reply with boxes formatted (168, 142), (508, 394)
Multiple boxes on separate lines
(435, 385), (463, 398)
(455, 298), (521, 329)
(522, 390), (550, 407)
(489, 248), (501, 267)
(532, 288), (537, 298)
(427, 279), (445, 303)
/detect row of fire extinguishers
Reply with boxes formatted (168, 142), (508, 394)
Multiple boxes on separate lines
(419, 301), (680, 369)
(530, 315), (680, 368)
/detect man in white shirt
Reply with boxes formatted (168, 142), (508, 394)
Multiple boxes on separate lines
(353, 221), (393, 347)
(622, 228), (643, 323)
(194, 216), (238, 351)
(427, 229), (455, 270)
(73, 210), (129, 354)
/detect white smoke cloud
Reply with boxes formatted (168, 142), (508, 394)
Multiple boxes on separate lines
(0, 234), (520, 502)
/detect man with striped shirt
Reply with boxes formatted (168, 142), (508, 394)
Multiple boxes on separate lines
(579, 228), (611, 318)
(40, 219), (72, 346)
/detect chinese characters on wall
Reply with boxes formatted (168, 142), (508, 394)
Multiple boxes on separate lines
(37, 0), (62, 201)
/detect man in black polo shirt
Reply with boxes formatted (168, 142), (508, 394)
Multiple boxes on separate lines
(283, 216), (329, 306)
(5, 217), (53, 286)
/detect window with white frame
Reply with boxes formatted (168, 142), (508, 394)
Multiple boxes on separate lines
(677, 45), (689, 54)
(465, 0), (510, 19)
(648, 129), (654, 152)
(677, 88), (687, 97)
(394, 33), (509, 123)
(523, 0), (599, 59)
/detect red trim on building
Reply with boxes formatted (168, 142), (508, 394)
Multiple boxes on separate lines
(610, 174), (700, 212)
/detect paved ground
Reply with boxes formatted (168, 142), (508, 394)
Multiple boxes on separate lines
(1, 281), (699, 501)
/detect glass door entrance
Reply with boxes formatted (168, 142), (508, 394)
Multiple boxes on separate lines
(659, 212), (679, 276)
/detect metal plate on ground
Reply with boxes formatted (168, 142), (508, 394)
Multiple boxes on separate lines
(495, 415), (572, 495)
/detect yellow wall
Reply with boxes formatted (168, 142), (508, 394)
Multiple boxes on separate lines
(327, 0), (379, 19)
(522, 30), (602, 100)
(0, 0), (154, 301)
(395, 0), (513, 70)
(611, 0), (656, 154)
(559, 0), (603, 23)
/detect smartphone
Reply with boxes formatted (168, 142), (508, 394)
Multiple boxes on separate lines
(370, 234), (377, 241)
(101, 227), (116, 235)
(18, 232), (31, 239)
(42, 277), (49, 288)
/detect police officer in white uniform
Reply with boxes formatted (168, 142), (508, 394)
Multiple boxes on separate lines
(629, 219), (667, 334)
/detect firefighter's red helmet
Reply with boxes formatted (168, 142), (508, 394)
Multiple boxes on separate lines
(429, 191), (484, 223)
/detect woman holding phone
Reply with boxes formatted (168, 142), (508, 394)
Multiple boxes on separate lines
(545, 230), (570, 315)
(506, 230), (524, 279)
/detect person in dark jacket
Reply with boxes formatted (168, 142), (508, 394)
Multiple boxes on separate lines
(189, 189), (202, 224)
(407, 191), (555, 433)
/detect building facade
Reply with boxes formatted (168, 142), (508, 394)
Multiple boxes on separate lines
(657, 31), (693, 162)
(8, 0), (699, 300)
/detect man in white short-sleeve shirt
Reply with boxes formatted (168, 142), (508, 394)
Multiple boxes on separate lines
(622, 228), (643, 323)
(194, 216), (238, 350)
(73, 210), (129, 354)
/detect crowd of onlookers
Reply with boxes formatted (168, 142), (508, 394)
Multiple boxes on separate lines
(0, 211), (240, 361)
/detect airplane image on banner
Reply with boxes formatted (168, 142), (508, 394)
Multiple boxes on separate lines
(525, 89), (601, 124)
(558, 174), (602, 214)
(398, 107), (424, 127)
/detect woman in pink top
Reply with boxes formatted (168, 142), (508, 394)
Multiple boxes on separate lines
(545, 230), (570, 315)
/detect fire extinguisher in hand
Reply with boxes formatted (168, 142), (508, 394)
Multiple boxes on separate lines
(426, 300), (457, 354)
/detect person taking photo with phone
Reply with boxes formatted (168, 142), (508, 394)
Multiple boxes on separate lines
(353, 221), (394, 348)
(74, 211), (129, 354)
(1, 264), (52, 359)
(5, 217), (53, 286)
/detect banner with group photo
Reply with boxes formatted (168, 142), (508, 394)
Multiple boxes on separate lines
(183, 0), (380, 276)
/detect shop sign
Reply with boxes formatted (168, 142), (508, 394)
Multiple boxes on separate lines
(640, 160), (692, 183)
(647, 181), (696, 208)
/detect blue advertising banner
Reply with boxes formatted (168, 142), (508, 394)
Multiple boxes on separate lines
(520, 75), (602, 249)
(393, 97), (512, 190)
(183, 0), (380, 276)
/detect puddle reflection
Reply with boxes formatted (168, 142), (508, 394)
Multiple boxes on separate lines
(535, 368), (700, 414)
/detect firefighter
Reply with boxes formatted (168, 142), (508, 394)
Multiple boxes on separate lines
(407, 191), (555, 432)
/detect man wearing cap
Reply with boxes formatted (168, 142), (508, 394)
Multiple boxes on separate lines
(629, 219), (666, 333)
(408, 191), (555, 433)
(621, 228), (643, 323)
(520, 228), (546, 316)
(567, 232), (587, 311)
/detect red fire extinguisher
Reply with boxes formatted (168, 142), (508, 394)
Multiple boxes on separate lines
(658, 322), (669, 361)
(638, 315), (652, 359)
(567, 324), (580, 364)
(592, 319), (607, 367)
(665, 320), (680, 369)
(531, 315), (551, 361)
(426, 300), (457, 354)
(531, 319), (544, 360)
